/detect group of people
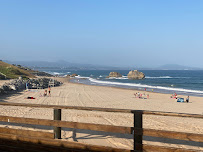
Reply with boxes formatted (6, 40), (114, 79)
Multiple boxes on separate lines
(171, 92), (190, 103)
(170, 93), (178, 99)
(44, 86), (51, 97)
(134, 92), (149, 99)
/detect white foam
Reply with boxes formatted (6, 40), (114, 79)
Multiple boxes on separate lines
(75, 75), (91, 79)
(88, 78), (203, 94)
(49, 72), (65, 76)
(145, 76), (190, 79)
(107, 75), (128, 80)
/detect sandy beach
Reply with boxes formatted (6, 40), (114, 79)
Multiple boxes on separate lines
(0, 78), (202, 150)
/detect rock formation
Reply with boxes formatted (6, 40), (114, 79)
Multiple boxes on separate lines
(127, 70), (145, 79)
(106, 72), (122, 78)
(71, 74), (78, 77)
(0, 72), (6, 79)
(0, 78), (62, 95)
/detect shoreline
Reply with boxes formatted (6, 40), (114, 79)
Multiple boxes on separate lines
(69, 77), (203, 97)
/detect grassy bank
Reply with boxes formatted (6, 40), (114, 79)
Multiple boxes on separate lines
(0, 61), (35, 79)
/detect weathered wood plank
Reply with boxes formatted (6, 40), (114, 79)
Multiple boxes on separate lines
(142, 111), (203, 119)
(0, 127), (54, 139)
(0, 115), (132, 134)
(0, 133), (200, 152)
(0, 115), (202, 143)
(0, 133), (131, 152)
(134, 128), (203, 143)
(141, 144), (201, 152)
(0, 138), (84, 152)
(53, 109), (61, 139)
(134, 112), (143, 151)
(0, 102), (202, 118)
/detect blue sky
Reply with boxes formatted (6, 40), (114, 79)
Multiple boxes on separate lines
(0, 0), (203, 68)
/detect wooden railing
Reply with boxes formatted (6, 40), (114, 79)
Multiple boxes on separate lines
(0, 102), (202, 152)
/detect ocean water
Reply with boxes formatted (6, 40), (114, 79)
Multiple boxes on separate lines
(36, 69), (203, 97)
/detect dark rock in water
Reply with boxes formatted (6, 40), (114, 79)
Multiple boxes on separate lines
(71, 74), (78, 77)
(106, 72), (122, 78)
(127, 70), (145, 79)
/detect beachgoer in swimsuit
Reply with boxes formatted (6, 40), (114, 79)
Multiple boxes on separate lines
(186, 96), (189, 103)
(48, 86), (51, 97)
(44, 90), (47, 96)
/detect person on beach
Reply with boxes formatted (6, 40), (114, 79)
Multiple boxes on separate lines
(48, 86), (51, 97)
(171, 93), (178, 99)
(44, 90), (47, 96)
(134, 93), (137, 98)
(26, 83), (29, 90)
(186, 96), (189, 103)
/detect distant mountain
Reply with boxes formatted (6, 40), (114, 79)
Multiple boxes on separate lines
(4, 60), (121, 70)
(157, 64), (202, 70)
(3, 60), (202, 71)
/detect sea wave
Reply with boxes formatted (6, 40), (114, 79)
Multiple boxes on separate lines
(75, 75), (91, 79)
(107, 76), (128, 80)
(88, 78), (203, 94)
(48, 71), (71, 76)
(145, 76), (172, 79)
(145, 76), (190, 79)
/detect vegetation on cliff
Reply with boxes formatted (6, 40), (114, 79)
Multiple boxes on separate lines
(0, 61), (36, 79)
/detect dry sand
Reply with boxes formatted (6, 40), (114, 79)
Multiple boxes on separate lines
(0, 78), (202, 150)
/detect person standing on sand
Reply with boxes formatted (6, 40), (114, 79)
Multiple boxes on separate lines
(44, 90), (47, 96)
(48, 86), (51, 97)
(186, 96), (189, 103)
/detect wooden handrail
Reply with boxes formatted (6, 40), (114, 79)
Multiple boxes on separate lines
(0, 115), (132, 134)
(0, 133), (130, 152)
(0, 127), (53, 139)
(0, 133), (200, 152)
(0, 115), (202, 143)
(0, 102), (202, 151)
(134, 128), (203, 143)
(0, 102), (202, 118)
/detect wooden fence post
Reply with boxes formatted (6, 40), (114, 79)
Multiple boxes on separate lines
(54, 109), (61, 139)
(134, 111), (143, 151)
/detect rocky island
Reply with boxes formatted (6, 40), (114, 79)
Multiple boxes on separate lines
(106, 72), (122, 78)
(127, 70), (145, 79)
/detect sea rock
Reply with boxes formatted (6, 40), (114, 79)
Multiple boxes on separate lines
(106, 72), (122, 78)
(71, 74), (78, 77)
(127, 70), (145, 79)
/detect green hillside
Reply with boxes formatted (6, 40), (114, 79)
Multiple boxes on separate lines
(0, 61), (36, 79)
